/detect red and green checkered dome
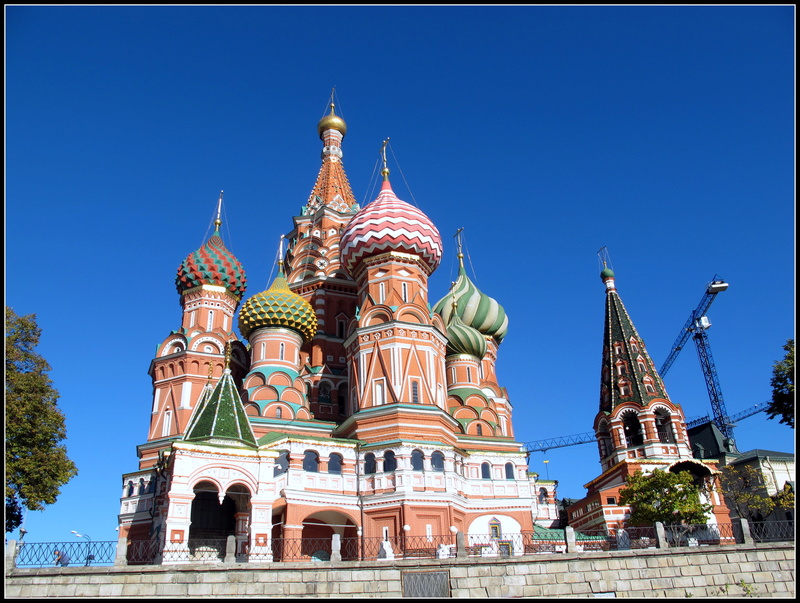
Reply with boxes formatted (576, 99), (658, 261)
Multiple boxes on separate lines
(175, 228), (247, 299)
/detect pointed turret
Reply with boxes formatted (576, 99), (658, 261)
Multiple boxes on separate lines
(183, 346), (257, 448)
(303, 101), (358, 214)
(598, 266), (670, 413)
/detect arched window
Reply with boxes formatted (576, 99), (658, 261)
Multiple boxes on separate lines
(318, 382), (331, 404)
(276, 407), (283, 419)
(274, 451), (289, 477)
(481, 462), (491, 480)
(364, 453), (376, 475)
(383, 450), (397, 472)
(337, 319), (346, 339)
(303, 450), (319, 472)
(505, 462), (514, 480)
(127, 481), (135, 497)
(431, 451), (445, 472)
(622, 412), (644, 447)
(538, 487), (548, 504)
(654, 409), (675, 443)
(328, 453), (343, 474)
(476, 424), (483, 436)
(411, 450), (424, 471)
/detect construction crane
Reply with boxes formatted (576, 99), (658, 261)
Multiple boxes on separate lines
(659, 275), (734, 444)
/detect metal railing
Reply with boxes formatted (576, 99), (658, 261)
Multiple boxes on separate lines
(574, 526), (657, 551)
(664, 523), (741, 548)
(13, 520), (794, 568)
(13, 541), (117, 568)
(750, 520), (794, 542)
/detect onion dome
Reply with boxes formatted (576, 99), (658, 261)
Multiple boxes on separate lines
(238, 265), (318, 342)
(433, 253), (508, 342)
(340, 169), (442, 278)
(176, 219), (247, 299)
(445, 311), (487, 359)
(317, 103), (347, 139)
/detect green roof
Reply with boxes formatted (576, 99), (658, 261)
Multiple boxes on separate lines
(184, 370), (257, 447)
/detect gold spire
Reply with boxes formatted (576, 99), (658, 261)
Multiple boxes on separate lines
(317, 101), (347, 138)
(381, 139), (390, 181)
(214, 191), (223, 230)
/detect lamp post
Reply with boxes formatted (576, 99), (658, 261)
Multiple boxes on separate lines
(71, 531), (93, 566)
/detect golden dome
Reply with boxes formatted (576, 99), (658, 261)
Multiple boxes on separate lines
(317, 103), (347, 138)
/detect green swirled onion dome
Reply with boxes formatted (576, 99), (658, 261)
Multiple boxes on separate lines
(176, 226), (247, 299)
(433, 262), (508, 343)
(238, 268), (318, 342)
(445, 312), (487, 359)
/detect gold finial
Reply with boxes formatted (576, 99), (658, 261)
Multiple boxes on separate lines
(454, 228), (465, 262)
(277, 235), (285, 272)
(214, 191), (224, 230)
(207, 362), (214, 382)
(381, 139), (390, 180)
(224, 341), (232, 370)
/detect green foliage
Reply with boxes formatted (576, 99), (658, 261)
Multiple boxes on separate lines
(618, 469), (712, 526)
(5, 307), (78, 532)
(766, 339), (794, 428)
(718, 464), (775, 520)
(772, 482), (795, 512)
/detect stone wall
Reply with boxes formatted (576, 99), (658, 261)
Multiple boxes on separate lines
(5, 542), (794, 598)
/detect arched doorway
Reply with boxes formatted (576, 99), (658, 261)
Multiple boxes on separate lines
(188, 481), (251, 560)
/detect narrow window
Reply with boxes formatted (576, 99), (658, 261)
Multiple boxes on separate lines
(337, 319), (346, 339)
(364, 453), (376, 475)
(476, 424), (483, 436)
(426, 524), (433, 541)
(411, 381), (419, 404)
(505, 462), (514, 480)
(637, 360), (646, 372)
(489, 519), (501, 539)
(303, 450), (319, 472)
(431, 451), (445, 472)
(383, 450), (397, 472)
(411, 450), (424, 471)
(152, 389), (160, 413)
(261, 342), (266, 360)
(379, 282), (385, 304)
(276, 407), (283, 419)
(189, 311), (196, 327)
(481, 462), (491, 480)
(279, 342), (285, 361)
(328, 453), (342, 474)
(382, 526), (389, 541)
(402, 282), (408, 302)
(162, 410), (172, 437)
(207, 310), (214, 332)
(374, 380), (385, 406)
(466, 366), (472, 382)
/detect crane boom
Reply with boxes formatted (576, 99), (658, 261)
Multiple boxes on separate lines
(659, 275), (728, 377)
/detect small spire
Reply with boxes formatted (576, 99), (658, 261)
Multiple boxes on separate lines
(214, 191), (224, 230)
(224, 341), (232, 371)
(206, 362), (214, 383)
(454, 228), (465, 267)
(381, 139), (390, 181)
(277, 234), (285, 274)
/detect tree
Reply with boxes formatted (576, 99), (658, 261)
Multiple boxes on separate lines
(5, 307), (78, 532)
(618, 469), (712, 527)
(766, 339), (794, 428)
(718, 464), (775, 521)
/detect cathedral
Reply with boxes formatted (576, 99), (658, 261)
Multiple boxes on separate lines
(117, 102), (560, 562)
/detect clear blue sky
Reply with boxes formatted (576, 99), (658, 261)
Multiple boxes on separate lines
(6, 5), (794, 544)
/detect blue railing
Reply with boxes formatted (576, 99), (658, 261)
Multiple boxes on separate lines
(14, 541), (117, 568)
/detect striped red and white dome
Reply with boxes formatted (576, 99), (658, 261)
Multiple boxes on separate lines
(340, 179), (442, 277)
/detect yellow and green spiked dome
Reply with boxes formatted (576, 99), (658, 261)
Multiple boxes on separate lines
(238, 266), (318, 342)
(176, 225), (247, 299)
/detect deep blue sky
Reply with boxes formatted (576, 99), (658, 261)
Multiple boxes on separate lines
(6, 5), (794, 544)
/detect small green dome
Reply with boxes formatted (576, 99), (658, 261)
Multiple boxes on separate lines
(446, 313), (487, 359)
(600, 267), (615, 280)
(238, 269), (318, 342)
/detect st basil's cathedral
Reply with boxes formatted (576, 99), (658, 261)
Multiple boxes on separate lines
(117, 100), (730, 561)
(117, 102), (561, 560)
